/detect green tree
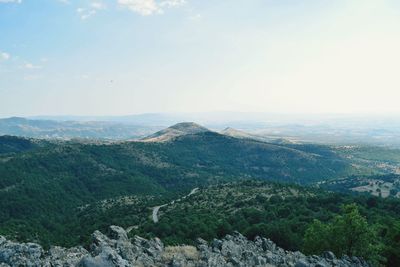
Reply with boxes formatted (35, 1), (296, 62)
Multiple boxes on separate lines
(385, 221), (400, 267)
(303, 204), (383, 264)
(303, 219), (331, 255)
(331, 204), (382, 260)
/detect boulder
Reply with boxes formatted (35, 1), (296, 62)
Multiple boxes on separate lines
(0, 226), (371, 267)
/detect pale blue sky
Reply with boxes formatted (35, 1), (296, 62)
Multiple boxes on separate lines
(1, 0), (400, 117)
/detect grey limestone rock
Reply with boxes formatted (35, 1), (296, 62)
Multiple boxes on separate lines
(0, 225), (371, 267)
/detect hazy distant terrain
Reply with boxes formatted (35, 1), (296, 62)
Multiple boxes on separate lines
(2, 114), (400, 147)
(0, 117), (161, 140)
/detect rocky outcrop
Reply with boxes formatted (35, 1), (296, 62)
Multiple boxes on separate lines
(0, 226), (370, 267)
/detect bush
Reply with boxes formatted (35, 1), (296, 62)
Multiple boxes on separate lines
(303, 204), (383, 265)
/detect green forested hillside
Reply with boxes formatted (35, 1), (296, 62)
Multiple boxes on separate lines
(0, 135), (42, 154)
(133, 181), (400, 266)
(0, 132), (382, 247)
(0, 133), (399, 265)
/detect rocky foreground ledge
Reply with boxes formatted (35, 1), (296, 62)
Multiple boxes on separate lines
(0, 226), (369, 267)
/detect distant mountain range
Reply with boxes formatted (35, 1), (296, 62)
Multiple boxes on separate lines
(0, 117), (289, 143)
(2, 114), (400, 146)
(220, 127), (294, 144)
(0, 117), (161, 140)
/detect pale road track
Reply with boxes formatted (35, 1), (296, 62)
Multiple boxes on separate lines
(152, 204), (167, 223)
(152, 188), (199, 223)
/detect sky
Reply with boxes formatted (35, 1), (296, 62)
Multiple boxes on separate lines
(1, 0), (400, 117)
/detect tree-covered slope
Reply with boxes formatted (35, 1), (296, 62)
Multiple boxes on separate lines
(0, 135), (41, 154)
(159, 132), (353, 184)
(0, 132), (367, 247)
(133, 181), (400, 266)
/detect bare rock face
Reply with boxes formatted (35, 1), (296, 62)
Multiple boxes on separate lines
(0, 235), (88, 267)
(0, 226), (370, 267)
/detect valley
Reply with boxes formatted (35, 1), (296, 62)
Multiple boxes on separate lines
(0, 122), (399, 265)
(318, 174), (400, 198)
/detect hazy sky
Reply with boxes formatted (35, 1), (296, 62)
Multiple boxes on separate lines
(1, 0), (400, 117)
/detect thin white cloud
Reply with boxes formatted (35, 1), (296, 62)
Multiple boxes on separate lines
(189, 13), (201, 21)
(159, 0), (185, 7)
(118, 0), (160, 16)
(77, 2), (106, 20)
(91, 2), (106, 10)
(23, 74), (42, 81)
(0, 0), (22, 3)
(77, 7), (97, 20)
(0, 52), (10, 61)
(118, 0), (185, 16)
(24, 62), (42, 69)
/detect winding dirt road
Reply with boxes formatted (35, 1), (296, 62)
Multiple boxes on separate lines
(152, 188), (199, 223)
